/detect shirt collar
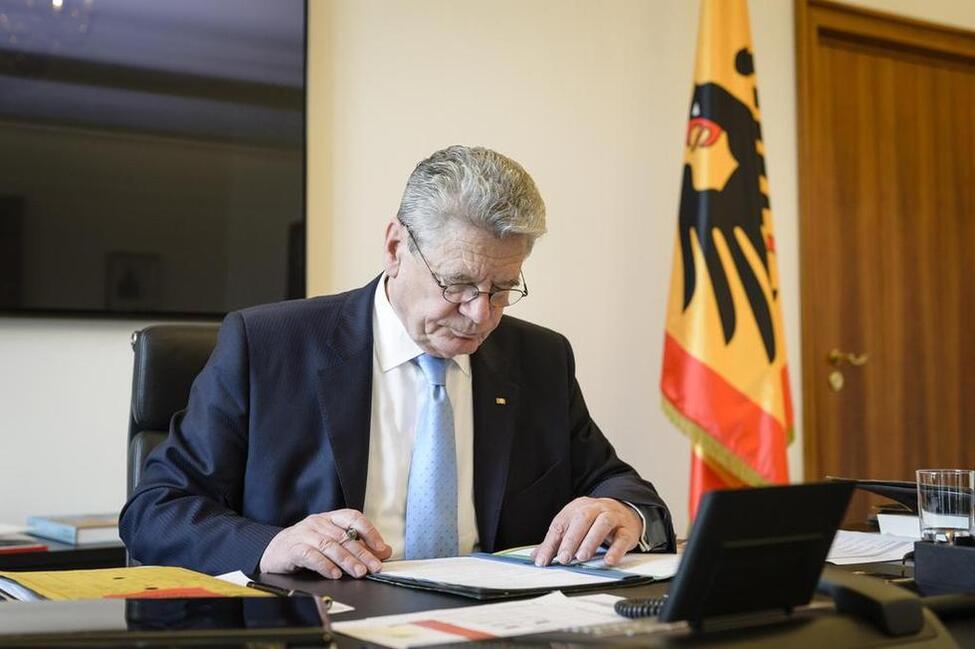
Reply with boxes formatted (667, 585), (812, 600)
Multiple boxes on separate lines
(373, 275), (471, 376)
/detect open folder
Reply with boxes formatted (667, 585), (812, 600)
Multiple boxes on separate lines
(367, 548), (681, 600)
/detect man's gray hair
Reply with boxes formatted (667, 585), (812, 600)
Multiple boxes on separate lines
(397, 145), (546, 251)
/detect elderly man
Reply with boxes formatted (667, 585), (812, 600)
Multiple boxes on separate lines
(120, 145), (675, 579)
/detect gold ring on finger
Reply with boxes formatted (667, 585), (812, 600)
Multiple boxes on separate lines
(343, 527), (359, 544)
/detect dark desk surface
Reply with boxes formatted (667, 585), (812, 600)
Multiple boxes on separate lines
(265, 569), (493, 621)
(260, 564), (975, 649)
(262, 569), (667, 622)
(262, 571), (675, 648)
(257, 557), (926, 621)
(0, 537), (125, 571)
(1, 562), (973, 648)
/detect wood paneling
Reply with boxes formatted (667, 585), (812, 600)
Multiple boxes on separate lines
(796, 1), (975, 522)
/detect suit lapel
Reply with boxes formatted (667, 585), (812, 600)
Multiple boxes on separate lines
(471, 331), (520, 551)
(314, 278), (522, 543)
(314, 276), (380, 512)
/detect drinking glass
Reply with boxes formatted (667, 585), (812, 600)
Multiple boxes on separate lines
(916, 469), (974, 543)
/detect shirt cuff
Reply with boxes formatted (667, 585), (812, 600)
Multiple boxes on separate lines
(621, 500), (671, 552)
(622, 500), (652, 552)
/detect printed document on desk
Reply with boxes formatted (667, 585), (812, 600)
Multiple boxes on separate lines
(827, 530), (915, 565)
(370, 550), (678, 599)
(334, 591), (625, 648)
(492, 546), (682, 579)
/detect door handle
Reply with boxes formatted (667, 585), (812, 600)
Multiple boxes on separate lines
(828, 349), (869, 367)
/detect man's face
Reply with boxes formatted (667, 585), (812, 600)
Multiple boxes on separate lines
(384, 219), (528, 358)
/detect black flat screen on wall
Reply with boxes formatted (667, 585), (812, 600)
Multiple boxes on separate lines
(0, 0), (306, 317)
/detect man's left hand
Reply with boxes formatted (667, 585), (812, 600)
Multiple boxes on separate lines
(530, 497), (642, 567)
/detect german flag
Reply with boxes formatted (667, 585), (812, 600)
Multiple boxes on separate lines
(661, 0), (792, 521)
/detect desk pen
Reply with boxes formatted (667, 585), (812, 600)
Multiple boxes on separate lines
(245, 579), (331, 605)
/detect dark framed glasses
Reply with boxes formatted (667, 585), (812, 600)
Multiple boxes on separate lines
(401, 222), (528, 307)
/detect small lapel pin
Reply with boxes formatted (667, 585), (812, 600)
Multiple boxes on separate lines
(495, 397), (507, 405)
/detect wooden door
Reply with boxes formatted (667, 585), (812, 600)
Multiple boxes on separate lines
(796, 1), (975, 523)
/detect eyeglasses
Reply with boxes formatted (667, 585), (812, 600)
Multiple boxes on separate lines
(401, 222), (528, 307)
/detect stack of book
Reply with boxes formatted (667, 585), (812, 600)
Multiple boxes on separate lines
(0, 534), (47, 556)
(0, 523), (46, 556)
(27, 513), (119, 545)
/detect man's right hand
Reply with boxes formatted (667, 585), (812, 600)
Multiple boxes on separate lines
(259, 509), (392, 579)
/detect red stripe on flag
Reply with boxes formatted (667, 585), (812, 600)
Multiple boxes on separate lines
(690, 455), (729, 520)
(689, 453), (747, 520)
(661, 334), (788, 483)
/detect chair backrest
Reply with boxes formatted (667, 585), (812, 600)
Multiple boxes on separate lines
(128, 323), (220, 497)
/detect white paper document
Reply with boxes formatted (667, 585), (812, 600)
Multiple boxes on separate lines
(378, 556), (618, 590)
(334, 591), (624, 648)
(876, 514), (922, 539)
(586, 552), (681, 579)
(0, 523), (28, 536)
(215, 570), (251, 587)
(0, 576), (44, 601)
(827, 530), (915, 565)
(493, 546), (682, 580)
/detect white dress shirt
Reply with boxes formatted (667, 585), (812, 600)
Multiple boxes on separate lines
(362, 277), (479, 559)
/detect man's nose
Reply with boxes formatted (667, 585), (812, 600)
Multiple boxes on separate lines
(460, 294), (493, 323)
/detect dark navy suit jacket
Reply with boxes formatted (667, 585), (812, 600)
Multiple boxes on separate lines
(120, 276), (675, 574)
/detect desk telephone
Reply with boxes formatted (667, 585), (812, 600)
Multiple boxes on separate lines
(615, 567), (922, 635)
(588, 483), (961, 648)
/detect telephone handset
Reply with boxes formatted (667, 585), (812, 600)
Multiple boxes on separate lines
(817, 565), (923, 636)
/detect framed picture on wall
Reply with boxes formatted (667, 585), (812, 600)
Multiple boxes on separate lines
(105, 252), (162, 313)
(0, 1), (305, 317)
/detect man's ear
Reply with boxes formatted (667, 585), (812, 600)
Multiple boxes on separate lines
(383, 218), (404, 278)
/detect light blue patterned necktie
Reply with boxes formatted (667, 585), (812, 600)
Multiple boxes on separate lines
(404, 353), (459, 559)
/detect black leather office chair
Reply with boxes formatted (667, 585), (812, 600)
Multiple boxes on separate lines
(127, 323), (220, 497)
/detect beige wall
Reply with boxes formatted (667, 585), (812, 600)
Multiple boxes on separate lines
(306, 0), (793, 534)
(1, 0), (972, 531)
(305, 0), (975, 534)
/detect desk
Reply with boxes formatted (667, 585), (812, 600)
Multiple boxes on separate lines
(260, 566), (975, 649)
(0, 566), (971, 648)
(0, 538), (125, 571)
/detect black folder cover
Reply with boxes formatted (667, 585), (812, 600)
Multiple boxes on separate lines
(826, 476), (918, 512)
(367, 553), (656, 600)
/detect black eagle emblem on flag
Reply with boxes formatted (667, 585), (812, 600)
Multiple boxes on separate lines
(678, 48), (777, 363)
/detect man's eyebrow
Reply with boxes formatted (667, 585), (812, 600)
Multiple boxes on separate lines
(493, 277), (522, 289)
(441, 272), (475, 284)
(441, 274), (522, 289)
